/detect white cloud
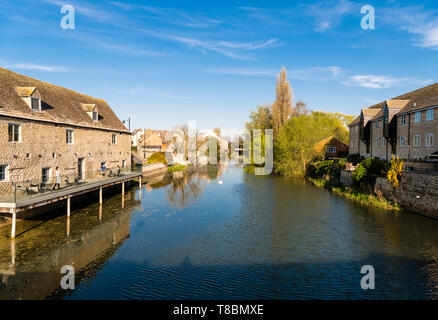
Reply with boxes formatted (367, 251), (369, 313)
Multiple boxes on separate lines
(6, 63), (70, 72)
(206, 66), (342, 80)
(384, 6), (438, 50)
(343, 74), (434, 89)
(305, 0), (356, 32)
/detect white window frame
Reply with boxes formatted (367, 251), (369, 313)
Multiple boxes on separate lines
(381, 137), (385, 147)
(326, 146), (336, 153)
(427, 109), (434, 121)
(400, 136), (406, 147)
(66, 129), (74, 144)
(375, 137), (379, 148)
(426, 134), (434, 147)
(92, 111), (99, 121)
(414, 112), (421, 123)
(400, 115), (406, 125)
(414, 135), (421, 147)
(0, 164), (9, 182)
(8, 123), (21, 143)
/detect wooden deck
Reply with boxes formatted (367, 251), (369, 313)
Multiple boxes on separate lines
(0, 171), (143, 239)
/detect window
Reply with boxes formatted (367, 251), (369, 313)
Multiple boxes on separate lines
(8, 123), (20, 142)
(375, 137), (379, 147)
(427, 109), (434, 121)
(400, 136), (406, 147)
(66, 130), (74, 144)
(426, 134), (433, 147)
(401, 115), (406, 125)
(0, 165), (8, 182)
(415, 112), (421, 123)
(42, 168), (50, 184)
(414, 135), (421, 147)
(326, 146), (336, 153)
(375, 121), (379, 129)
(92, 111), (98, 121)
(122, 160), (127, 168)
(381, 138), (385, 147)
(112, 134), (117, 145)
(31, 97), (41, 111)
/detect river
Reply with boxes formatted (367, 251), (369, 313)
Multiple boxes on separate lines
(1, 164), (438, 299)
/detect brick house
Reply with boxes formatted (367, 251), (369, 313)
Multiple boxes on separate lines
(349, 82), (438, 161)
(0, 67), (131, 193)
(315, 137), (349, 159)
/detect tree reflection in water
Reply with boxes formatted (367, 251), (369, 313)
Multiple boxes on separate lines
(146, 165), (226, 209)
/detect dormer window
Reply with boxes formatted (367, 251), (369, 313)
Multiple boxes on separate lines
(15, 86), (42, 111)
(81, 103), (99, 122)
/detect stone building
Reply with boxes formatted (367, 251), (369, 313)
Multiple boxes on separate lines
(0, 67), (131, 194)
(349, 82), (438, 161)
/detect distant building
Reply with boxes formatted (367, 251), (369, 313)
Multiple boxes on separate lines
(349, 82), (438, 161)
(315, 137), (349, 159)
(0, 67), (130, 193)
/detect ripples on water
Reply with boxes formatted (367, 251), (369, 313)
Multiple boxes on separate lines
(2, 164), (438, 299)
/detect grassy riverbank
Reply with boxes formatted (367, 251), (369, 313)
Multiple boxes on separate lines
(168, 164), (187, 173)
(307, 177), (401, 211)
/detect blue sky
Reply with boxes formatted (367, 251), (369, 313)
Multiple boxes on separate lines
(1, 0), (438, 132)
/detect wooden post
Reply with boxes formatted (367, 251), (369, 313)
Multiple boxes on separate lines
(67, 197), (71, 217)
(99, 188), (103, 204)
(122, 182), (125, 195)
(10, 208), (16, 239)
(66, 216), (70, 237)
(10, 239), (15, 265)
(99, 204), (102, 221)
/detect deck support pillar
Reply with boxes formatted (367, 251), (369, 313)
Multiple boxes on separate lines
(122, 182), (125, 195)
(99, 204), (102, 221)
(10, 208), (16, 239)
(99, 188), (103, 204)
(67, 197), (71, 217)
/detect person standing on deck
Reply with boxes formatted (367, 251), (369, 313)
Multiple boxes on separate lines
(52, 167), (62, 190)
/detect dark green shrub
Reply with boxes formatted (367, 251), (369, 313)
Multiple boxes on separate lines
(347, 153), (362, 166)
(352, 158), (387, 183)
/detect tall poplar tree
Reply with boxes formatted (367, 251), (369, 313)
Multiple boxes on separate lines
(272, 67), (292, 135)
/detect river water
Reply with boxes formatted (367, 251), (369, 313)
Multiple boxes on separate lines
(1, 164), (438, 299)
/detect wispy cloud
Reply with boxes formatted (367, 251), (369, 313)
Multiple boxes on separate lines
(122, 86), (186, 100)
(343, 74), (433, 89)
(304, 0), (356, 32)
(157, 35), (280, 60)
(206, 66), (342, 79)
(384, 5), (438, 50)
(5, 63), (70, 72)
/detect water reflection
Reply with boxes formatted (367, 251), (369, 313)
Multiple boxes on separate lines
(0, 189), (139, 299)
(145, 165), (226, 209)
(4, 165), (438, 299)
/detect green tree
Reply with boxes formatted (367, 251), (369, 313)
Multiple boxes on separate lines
(274, 112), (351, 177)
(245, 105), (273, 131)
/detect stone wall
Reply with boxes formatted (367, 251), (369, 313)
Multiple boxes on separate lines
(374, 172), (438, 219)
(0, 116), (131, 194)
